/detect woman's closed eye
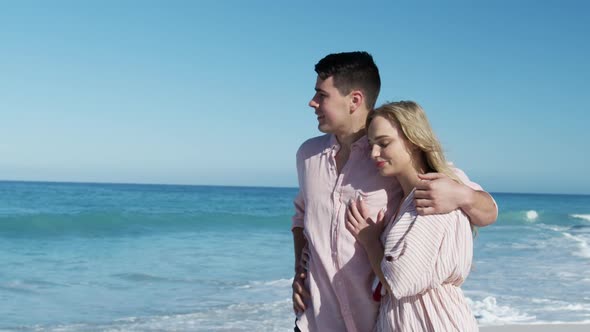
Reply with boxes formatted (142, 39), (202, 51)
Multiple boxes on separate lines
(377, 140), (390, 148)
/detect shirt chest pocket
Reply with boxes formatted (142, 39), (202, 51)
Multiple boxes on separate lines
(348, 189), (388, 221)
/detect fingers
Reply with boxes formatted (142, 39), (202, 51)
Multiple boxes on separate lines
(415, 180), (432, 192)
(292, 274), (310, 316)
(416, 206), (436, 215)
(293, 292), (306, 314)
(349, 200), (365, 224)
(376, 208), (385, 223)
(302, 246), (310, 258)
(346, 208), (360, 237)
(293, 272), (310, 299)
(414, 188), (433, 199)
(418, 172), (444, 180)
(415, 196), (438, 215)
(345, 219), (356, 236)
(414, 197), (432, 207)
(357, 197), (370, 219)
(300, 249), (310, 270)
(346, 206), (359, 227)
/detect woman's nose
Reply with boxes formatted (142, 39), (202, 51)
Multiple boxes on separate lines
(370, 145), (380, 159)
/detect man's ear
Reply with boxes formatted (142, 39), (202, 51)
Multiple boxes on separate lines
(350, 90), (364, 113)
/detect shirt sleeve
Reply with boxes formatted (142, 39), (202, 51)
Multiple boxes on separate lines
(451, 166), (482, 191)
(291, 190), (305, 230)
(380, 213), (453, 299)
(451, 166), (498, 215)
(291, 145), (306, 230)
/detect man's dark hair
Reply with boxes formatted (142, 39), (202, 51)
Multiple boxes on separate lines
(314, 51), (381, 110)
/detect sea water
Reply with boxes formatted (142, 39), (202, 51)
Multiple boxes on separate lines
(0, 181), (589, 331)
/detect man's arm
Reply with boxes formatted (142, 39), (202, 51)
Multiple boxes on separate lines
(414, 173), (497, 227)
(292, 227), (309, 314)
(293, 227), (308, 271)
(291, 192), (310, 314)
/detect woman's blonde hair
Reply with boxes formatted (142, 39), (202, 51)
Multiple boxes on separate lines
(367, 101), (477, 234)
(367, 101), (461, 183)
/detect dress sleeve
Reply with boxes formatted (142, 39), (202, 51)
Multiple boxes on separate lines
(380, 213), (453, 299)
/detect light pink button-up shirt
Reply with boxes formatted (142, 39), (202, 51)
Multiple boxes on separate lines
(292, 134), (402, 332)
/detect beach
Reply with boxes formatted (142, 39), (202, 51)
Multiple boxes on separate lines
(481, 324), (590, 331)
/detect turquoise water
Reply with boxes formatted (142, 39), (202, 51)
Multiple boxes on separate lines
(0, 181), (589, 330)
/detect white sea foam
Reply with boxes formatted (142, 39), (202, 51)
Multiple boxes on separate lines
(468, 296), (535, 326)
(571, 214), (590, 222)
(525, 210), (539, 222)
(562, 232), (590, 259)
(0, 279), (39, 294)
(537, 223), (569, 232)
(27, 299), (294, 331)
(544, 303), (589, 312)
(509, 241), (549, 250)
(529, 298), (590, 312)
(238, 278), (293, 289)
(556, 271), (579, 278)
(262, 278), (294, 287)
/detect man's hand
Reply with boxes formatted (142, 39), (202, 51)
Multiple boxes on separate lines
(300, 246), (310, 271)
(415, 173), (471, 215)
(292, 267), (310, 315)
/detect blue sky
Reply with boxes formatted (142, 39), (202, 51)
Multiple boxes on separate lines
(1, 1), (588, 194)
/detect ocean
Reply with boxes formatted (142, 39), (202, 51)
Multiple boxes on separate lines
(0, 181), (589, 331)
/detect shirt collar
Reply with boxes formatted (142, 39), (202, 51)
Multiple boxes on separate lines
(323, 134), (369, 154)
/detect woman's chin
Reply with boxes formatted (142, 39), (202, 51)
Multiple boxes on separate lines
(378, 167), (395, 177)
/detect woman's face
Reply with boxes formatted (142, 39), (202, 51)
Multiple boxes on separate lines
(367, 115), (415, 177)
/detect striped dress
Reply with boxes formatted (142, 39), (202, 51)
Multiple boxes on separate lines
(374, 189), (478, 331)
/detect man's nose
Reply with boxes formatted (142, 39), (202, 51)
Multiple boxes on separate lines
(309, 98), (318, 108)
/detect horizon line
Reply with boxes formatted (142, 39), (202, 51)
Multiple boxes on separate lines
(0, 179), (588, 197)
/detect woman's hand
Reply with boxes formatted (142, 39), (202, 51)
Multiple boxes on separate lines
(345, 198), (386, 249)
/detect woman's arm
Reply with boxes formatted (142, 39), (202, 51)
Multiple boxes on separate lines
(380, 212), (448, 299)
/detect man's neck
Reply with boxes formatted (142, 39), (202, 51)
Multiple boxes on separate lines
(335, 128), (366, 150)
(334, 128), (365, 174)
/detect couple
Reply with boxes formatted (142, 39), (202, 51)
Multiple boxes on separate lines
(291, 52), (497, 332)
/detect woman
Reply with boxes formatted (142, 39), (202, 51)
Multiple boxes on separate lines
(346, 101), (478, 331)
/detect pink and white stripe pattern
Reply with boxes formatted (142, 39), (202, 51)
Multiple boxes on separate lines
(374, 190), (478, 331)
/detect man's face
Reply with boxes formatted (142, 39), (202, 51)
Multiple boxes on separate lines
(308, 76), (351, 134)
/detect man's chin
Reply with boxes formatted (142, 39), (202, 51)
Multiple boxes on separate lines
(317, 124), (332, 134)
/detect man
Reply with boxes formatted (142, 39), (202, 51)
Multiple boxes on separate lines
(292, 51), (497, 332)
